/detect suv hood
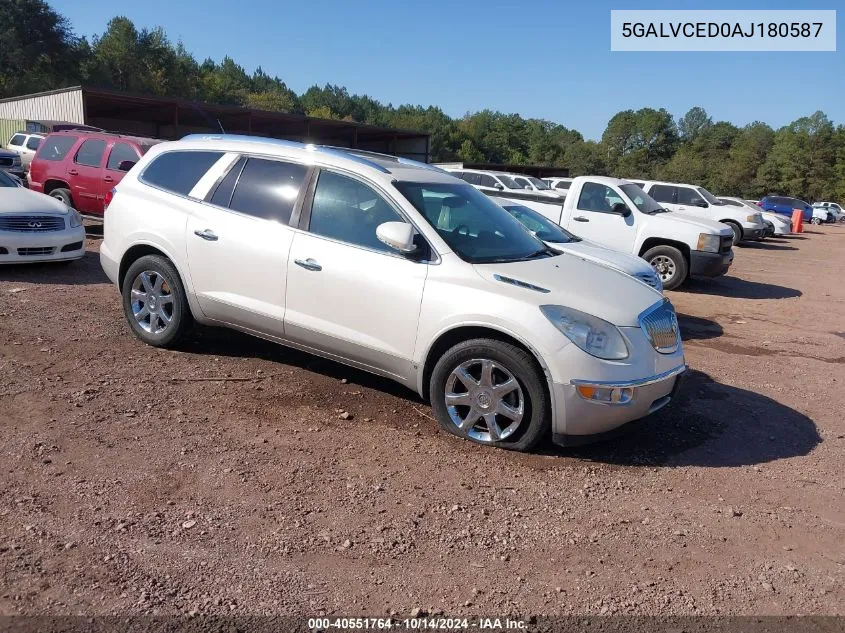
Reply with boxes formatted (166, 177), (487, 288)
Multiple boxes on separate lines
(649, 211), (733, 236)
(0, 188), (69, 215)
(474, 252), (662, 327)
(548, 240), (654, 277)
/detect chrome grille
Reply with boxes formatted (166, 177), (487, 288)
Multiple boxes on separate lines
(639, 300), (680, 354)
(18, 247), (55, 256)
(0, 215), (65, 232)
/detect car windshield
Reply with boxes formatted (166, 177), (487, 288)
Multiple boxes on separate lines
(697, 187), (723, 205)
(497, 175), (524, 190)
(619, 183), (668, 213)
(394, 182), (554, 264)
(502, 204), (578, 244)
(527, 177), (551, 190)
(0, 170), (17, 187)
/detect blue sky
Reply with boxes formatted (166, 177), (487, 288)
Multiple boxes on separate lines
(51, 0), (843, 140)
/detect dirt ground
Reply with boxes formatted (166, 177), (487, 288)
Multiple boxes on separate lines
(1, 223), (843, 619)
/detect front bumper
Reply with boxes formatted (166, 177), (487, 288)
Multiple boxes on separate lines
(689, 249), (732, 278)
(552, 364), (686, 446)
(0, 226), (86, 263)
(741, 226), (765, 240)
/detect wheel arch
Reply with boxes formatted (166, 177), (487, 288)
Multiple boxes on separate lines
(44, 179), (72, 196)
(638, 238), (691, 262)
(720, 219), (743, 237)
(418, 324), (553, 405)
(118, 243), (177, 292)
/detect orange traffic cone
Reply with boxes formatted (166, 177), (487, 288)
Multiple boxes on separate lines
(791, 209), (804, 233)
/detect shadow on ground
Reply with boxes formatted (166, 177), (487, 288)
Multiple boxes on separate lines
(0, 250), (108, 286)
(685, 276), (801, 299)
(677, 314), (723, 341)
(737, 241), (798, 251)
(557, 369), (820, 467)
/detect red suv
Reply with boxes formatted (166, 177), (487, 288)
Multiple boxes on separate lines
(29, 131), (159, 217)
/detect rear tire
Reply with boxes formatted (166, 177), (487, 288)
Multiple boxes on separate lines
(122, 255), (192, 348)
(643, 245), (688, 291)
(429, 338), (550, 452)
(49, 188), (74, 208)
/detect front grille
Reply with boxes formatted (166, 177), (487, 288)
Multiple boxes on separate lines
(639, 300), (680, 354)
(18, 247), (54, 256)
(0, 157), (12, 167)
(719, 235), (732, 254)
(0, 215), (65, 232)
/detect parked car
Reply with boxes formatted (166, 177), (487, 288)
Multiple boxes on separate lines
(510, 175), (565, 198)
(640, 181), (766, 245)
(758, 195), (813, 222)
(718, 197), (792, 236)
(810, 206), (833, 225)
(0, 168), (85, 264)
(491, 197), (662, 292)
(101, 135), (686, 451)
(543, 177), (574, 192)
(5, 132), (44, 169)
(29, 131), (160, 217)
(505, 176), (734, 291)
(448, 169), (562, 200)
(812, 201), (845, 223)
(0, 147), (26, 182)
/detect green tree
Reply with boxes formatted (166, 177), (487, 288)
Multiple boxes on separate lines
(677, 106), (712, 141)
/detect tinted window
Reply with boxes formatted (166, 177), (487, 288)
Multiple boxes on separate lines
(477, 174), (496, 187)
(9, 134), (26, 147)
(107, 142), (140, 170)
(141, 150), (224, 196)
(577, 182), (620, 213)
(38, 135), (78, 161)
(228, 157), (308, 222)
(649, 184), (675, 203)
(308, 171), (403, 252)
(25, 137), (41, 151)
(209, 157), (246, 207)
(464, 173), (481, 185)
(677, 187), (704, 205)
(74, 139), (107, 167)
(719, 198), (743, 207)
(554, 181), (571, 190)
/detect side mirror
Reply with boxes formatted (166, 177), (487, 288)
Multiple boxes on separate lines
(493, 183), (504, 191)
(376, 221), (417, 254)
(611, 202), (632, 217)
(117, 160), (136, 172)
(693, 198), (708, 208)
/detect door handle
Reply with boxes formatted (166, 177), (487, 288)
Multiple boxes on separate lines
(193, 229), (218, 241)
(574, 216), (589, 222)
(103, 175), (114, 182)
(68, 169), (78, 176)
(294, 258), (322, 271)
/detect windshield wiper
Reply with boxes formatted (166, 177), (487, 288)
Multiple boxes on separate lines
(479, 248), (552, 264)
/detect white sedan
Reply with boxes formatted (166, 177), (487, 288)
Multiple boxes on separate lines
(0, 170), (86, 264)
(491, 197), (663, 292)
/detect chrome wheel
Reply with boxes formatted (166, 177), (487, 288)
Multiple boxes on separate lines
(444, 358), (524, 442)
(650, 255), (676, 282)
(130, 270), (174, 335)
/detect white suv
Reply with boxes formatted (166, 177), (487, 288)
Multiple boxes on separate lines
(101, 135), (686, 451)
(5, 132), (44, 169)
(448, 169), (561, 200)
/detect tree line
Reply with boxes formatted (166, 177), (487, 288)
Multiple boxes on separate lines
(2, 0), (843, 201)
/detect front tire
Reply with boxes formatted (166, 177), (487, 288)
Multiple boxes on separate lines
(811, 217), (822, 225)
(429, 339), (550, 452)
(643, 245), (688, 291)
(724, 221), (743, 246)
(122, 255), (192, 348)
(50, 188), (74, 208)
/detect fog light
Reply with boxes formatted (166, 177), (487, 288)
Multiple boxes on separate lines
(576, 385), (634, 404)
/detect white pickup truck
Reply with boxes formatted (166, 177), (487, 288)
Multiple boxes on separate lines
(489, 176), (734, 291)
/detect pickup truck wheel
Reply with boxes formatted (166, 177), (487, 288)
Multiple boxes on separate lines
(50, 188), (74, 208)
(122, 255), (192, 348)
(724, 221), (743, 246)
(429, 339), (550, 452)
(644, 245), (688, 291)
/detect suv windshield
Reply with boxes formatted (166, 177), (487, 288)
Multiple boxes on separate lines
(395, 182), (553, 264)
(697, 187), (723, 205)
(500, 203), (578, 244)
(527, 177), (550, 190)
(620, 184), (667, 213)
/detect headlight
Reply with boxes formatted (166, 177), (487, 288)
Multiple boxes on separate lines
(746, 214), (760, 223)
(540, 305), (629, 360)
(696, 233), (720, 253)
(68, 209), (83, 228)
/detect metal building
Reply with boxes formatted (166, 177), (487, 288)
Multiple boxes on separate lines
(0, 86), (431, 161)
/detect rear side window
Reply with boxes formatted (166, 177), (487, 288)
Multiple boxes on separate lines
(74, 139), (107, 167)
(649, 184), (675, 203)
(107, 142), (140, 170)
(26, 137), (41, 151)
(141, 150), (224, 196)
(9, 134), (26, 147)
(228, 157), (308, 223)
(37, 135), (78, 161)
